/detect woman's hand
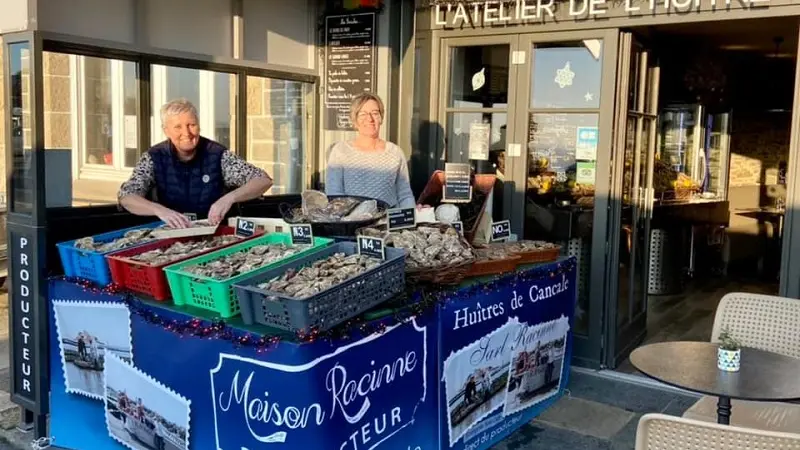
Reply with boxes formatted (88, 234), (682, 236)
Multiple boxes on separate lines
(155, 206), (191, 229)
(208, 194), (235, 226)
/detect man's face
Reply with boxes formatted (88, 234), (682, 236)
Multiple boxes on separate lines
(163, 112), (200, 154)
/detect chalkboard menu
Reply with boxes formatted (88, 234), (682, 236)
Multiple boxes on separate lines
(443, 163), (472, 203)
(324, 13), (377, 131)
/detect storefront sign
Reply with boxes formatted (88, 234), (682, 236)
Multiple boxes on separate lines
(439, 263), (576, 450)
(10, 231), (39, 410)
(469, 123), (491, 161)
(433, 0), (769, 26)
(576, 161), (596, 185)
(575, 126), (598, 161)
(444, 163), (473, 203)
(210, 319), (428, 449)
(324, 12), (377, 130)
(388, 208), (417, 231)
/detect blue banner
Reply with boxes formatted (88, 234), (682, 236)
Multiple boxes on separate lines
(438, 260), (577, 450)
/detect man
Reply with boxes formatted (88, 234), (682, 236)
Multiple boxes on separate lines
(118, 99), (273, 228)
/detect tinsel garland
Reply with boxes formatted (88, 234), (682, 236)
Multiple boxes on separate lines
(53, 257), (575, 354)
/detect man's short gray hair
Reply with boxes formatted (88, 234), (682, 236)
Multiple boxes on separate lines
(160, 98), (198, 126)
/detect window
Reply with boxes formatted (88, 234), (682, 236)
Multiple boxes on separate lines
(151, 65), (234, 150)
(245, 76), (310, 194)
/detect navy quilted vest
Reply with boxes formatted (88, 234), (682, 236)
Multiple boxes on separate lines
(149, 137), (225, 219)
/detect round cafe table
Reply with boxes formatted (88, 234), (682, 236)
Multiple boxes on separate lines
(629, 341), (800, 425)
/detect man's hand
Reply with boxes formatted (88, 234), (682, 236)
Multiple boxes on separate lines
(208, 194), (235, 226)
(155, 206), (191, 229)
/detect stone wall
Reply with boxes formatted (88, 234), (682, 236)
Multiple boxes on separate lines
(728, 114), (790, 188)
(43, 53), (73, 151)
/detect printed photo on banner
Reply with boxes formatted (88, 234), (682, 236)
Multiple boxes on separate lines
(104, 353), (191, 450)
(54, 301), (133, 400)
(443, 318), (521, 447)
(503, 316), (570, 417)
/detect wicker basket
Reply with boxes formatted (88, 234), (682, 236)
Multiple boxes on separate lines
(511, 246), (562, 265)
(357, 222), (476, 285)
(466, 253), (521, 277)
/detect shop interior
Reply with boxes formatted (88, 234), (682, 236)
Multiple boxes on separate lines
(617, 17), (798, 370)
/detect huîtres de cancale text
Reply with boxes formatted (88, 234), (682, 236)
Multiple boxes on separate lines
(434, 0), (770, 26)
(216, 350), (419, 450)
(453, 273), (569, 331)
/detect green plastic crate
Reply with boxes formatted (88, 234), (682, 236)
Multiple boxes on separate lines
(163, 233), (333, 318)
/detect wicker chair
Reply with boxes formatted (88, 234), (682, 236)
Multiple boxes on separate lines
(635, 413), (800, 449)
(682, 292), (800, 432)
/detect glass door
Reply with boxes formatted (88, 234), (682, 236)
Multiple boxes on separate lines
(512, 31), (620, 367)
(606, 33), (660, 367)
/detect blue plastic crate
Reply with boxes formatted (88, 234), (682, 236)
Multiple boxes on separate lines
(56, 222), (164, 286)
(234, 242), (406, 332)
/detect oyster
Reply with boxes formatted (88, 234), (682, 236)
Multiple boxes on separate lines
(475, 245), (514, 261)
(291, 191), (382, 223)
(258, 252), (381, 299)
(74, 228), (157, 253)
(363, 225), (474, 270)
(156, 220), (216, 230)
(504, 240), (559, 253)
(181, 244), (302, 280)
(130, 235), (241, 266)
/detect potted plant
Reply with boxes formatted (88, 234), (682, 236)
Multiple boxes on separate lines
(717, 328), (741, 372)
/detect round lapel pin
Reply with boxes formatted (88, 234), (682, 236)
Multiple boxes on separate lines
(202, 174), (210, 183)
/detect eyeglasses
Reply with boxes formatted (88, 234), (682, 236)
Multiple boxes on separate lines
(357, 111), (382, 120)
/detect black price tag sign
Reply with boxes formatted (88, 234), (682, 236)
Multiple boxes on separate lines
(357, 235), (385, 260)
(290, 224), (314, 245)
(443, 163), (473, 203)
(452, 221), (464, 234)
(235, 218), (256, 238)
(184, 213), (197, 221)
(387, 207), (416, 231)
(491, 220), (511, 242)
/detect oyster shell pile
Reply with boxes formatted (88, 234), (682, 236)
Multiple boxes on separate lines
(504, 240), (559, 253)
(130, 235), (241, 266)
(182, 244), (301, 280)
(74, 229), (157, 253)
(156, 220), (215, 230)
(258, 252), (381, 299)
(365, 226), (474, 269)
(291, 190), (381, 223)
(475, 245), (514, 261)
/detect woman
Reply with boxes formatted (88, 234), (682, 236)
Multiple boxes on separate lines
(326, 93), (415, 208)
(118, 99), (273, 228)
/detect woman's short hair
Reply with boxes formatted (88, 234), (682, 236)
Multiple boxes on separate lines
(349, 92), (385, 126)
(160, 98), (198, 127)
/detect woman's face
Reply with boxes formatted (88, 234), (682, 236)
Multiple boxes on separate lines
(164, 112), (200, 155)
(355, 99), (382, 138)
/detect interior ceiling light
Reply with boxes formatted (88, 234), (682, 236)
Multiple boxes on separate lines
(719, 44), (760, 51)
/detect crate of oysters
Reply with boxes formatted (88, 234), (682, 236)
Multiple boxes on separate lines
(357, 222), (476, 285)
(106, 226), (264, 301)
(56, 221), (164, 286)
(234, 241), (406, 332)
(163, 233), (333, 318)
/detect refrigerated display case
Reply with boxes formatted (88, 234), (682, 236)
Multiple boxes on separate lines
(657, 104), (732, 201)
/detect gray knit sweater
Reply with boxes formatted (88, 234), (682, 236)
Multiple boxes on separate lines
(325, 141), (416, 208)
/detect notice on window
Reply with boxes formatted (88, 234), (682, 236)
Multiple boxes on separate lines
(124, 115), (137, 149)
(575, 126), (598, 161)
(576, 161), (596, 185)
(468, 123), (490, 161)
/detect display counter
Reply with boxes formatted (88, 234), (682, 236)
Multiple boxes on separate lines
(45, 242), (577, 449)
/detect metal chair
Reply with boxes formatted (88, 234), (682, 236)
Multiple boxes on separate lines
(682, 292), (800, 432)
(636, 413), (800, 449)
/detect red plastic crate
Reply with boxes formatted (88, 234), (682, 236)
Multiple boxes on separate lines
(106, 226), (260, 301)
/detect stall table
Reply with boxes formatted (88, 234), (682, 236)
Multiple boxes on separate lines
(47, 257), (578, 450)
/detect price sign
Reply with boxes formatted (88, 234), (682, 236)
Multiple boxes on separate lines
(491, 220), (511, 242)
(443, 162), (473, 203)
(183, 213), (197, 221)
(290, 224), (314, 245)
(452, 221), (464, 235)
(357, 235), (385, 260)
(235, 218), (256, 238)
(388, 207), (416, 231)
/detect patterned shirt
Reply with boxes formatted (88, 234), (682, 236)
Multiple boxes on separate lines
(117, 146), (269, 200)
(325, 141), (415, 208)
